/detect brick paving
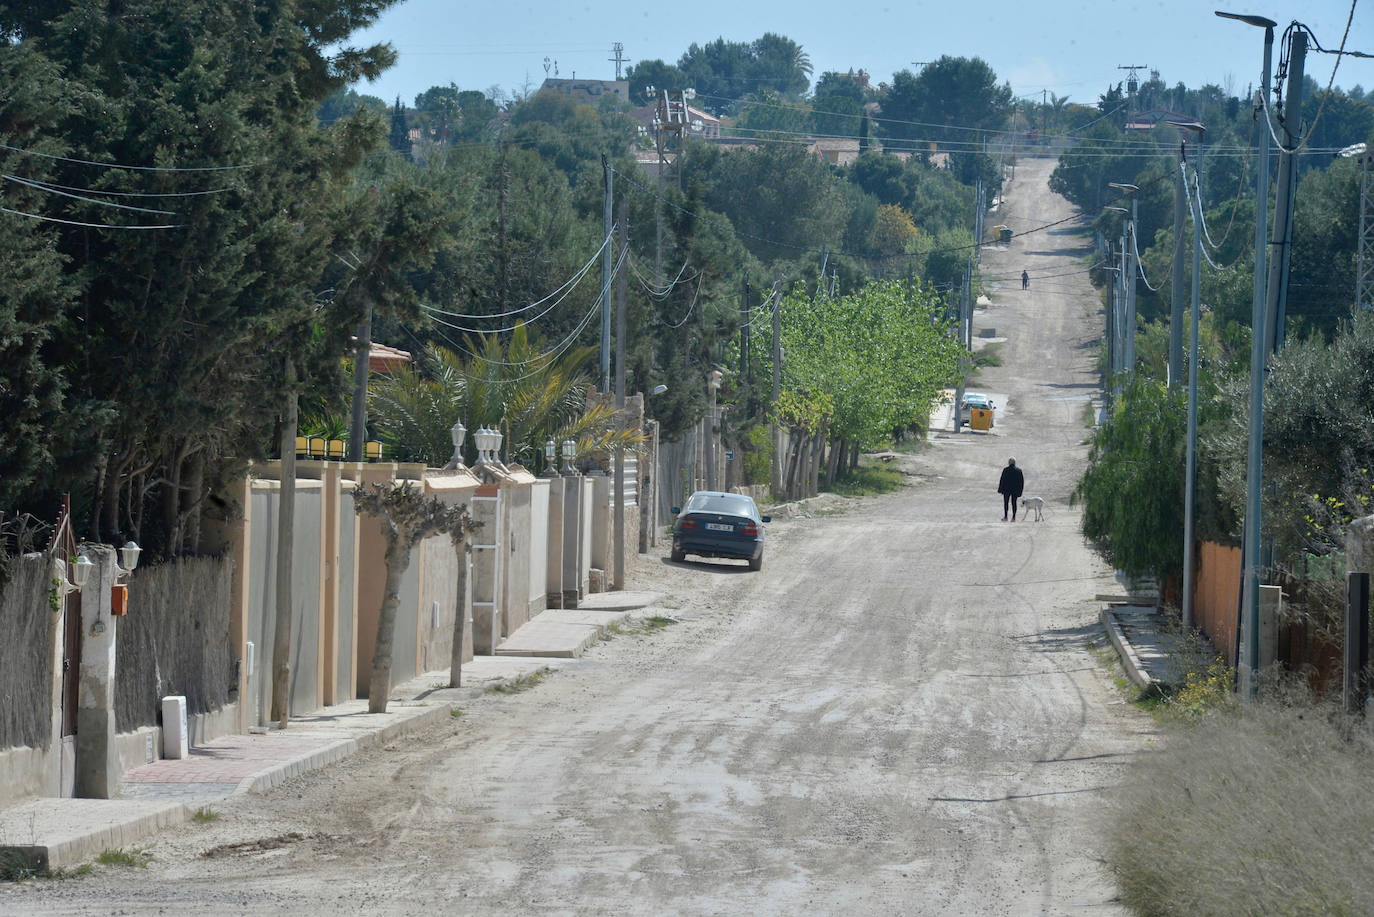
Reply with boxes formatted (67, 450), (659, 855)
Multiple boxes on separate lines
(122, 735), (332, 785)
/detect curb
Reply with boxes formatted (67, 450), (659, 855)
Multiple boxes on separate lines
(1100, 607), (1153, 691)
(235, 700), (462, 796)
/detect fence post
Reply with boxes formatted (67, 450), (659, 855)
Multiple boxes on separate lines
(1346, 572), (1370, 715)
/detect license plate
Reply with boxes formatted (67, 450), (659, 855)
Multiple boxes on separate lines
(706, 523), (732, 532)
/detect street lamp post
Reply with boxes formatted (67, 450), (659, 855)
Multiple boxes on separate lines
(1169, 120), (1205, 630)
(1217, 9), (1277, 699)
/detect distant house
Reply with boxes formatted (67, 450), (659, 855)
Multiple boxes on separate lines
(809, 138), (861, 166)
(539, 78), (629, 106)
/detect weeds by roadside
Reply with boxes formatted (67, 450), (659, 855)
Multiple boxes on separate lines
(485, 671), (545, 694)
(607, 615), (677, 638)
(973, 343), (1003, 369)
(830, 464), (904, 497)
(1096, 626), (1374, 915)
(192, 807), (219, 824)
(96, 847), (151, 868)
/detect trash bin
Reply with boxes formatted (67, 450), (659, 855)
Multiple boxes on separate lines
(970, 407), (994, 431)
(998, 226), (1013, 245)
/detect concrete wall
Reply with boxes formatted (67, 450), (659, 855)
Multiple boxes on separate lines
(502, 476), (534, 635)
(246, 479), (325, 725)
(419, 534), (459, 674)
(590, 475), (610, 576)
(529, 479), (550, 617)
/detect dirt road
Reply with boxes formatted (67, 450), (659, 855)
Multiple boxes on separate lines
(1, 156), (1151, 916)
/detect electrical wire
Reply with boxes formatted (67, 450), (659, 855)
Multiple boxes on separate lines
(613, 162), (1156, 263)
(0, 206), (182, 229)
(0, 141), (256, 173)
(1287, 4), (1359, 155)
(3, 174), (231, 198)
(3, 173), (177, 215)
(659, 274), (703, 328)
(435, 243), (628, 378)
(422, 231), (609, 321)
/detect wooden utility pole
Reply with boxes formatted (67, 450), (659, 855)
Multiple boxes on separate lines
(614, 199), (628, 589)
(601, 155), (613, 393)
(1263, 29), (1307, 354)
(271, 356), (296, 729)
(770, 270), (782, 497)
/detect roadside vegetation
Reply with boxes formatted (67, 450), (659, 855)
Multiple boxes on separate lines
(1060, 75), (1374, 914)
(1106, 690), (1374, 916)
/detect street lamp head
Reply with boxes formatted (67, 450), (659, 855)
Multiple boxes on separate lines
(1336, 142), (1368, 159)
(1214, 10), (1278, 29)
(1104, 206), (1129, 214)
(650, 384), (668, 395)
(1107, 182), (1139, 192)
(1166, 119), (1206, 135)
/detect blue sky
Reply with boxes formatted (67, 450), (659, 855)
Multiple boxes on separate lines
(344, 0), (1373, 108)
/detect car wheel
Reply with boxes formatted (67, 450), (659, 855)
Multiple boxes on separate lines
(748, 552), (762, 572)
(670, 544), (685, 562)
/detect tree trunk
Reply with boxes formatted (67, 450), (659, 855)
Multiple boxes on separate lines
(271, 359), (297, 728)
(349, 303), (372, 463)
(184, 450), (205, 555)
(369, 538), (408, 713)
(448, 540), (469, 688)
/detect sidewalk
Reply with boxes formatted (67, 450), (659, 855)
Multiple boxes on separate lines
(0, 593), (663, 875)
(1100, 602), (1188, 691)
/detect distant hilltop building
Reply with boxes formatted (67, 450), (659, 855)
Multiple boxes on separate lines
(538, 78), (629, 105)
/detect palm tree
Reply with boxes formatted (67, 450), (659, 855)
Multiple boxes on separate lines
(369, 324), (642, 471)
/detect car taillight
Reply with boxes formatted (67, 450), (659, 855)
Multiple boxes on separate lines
(679, 516), (700, 530)
(739, 522), (759, 536)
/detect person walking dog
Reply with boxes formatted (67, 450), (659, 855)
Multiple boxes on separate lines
(997, 458), (1024, 521)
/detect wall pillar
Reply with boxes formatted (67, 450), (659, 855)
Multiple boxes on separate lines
(74, 546), (119, 799)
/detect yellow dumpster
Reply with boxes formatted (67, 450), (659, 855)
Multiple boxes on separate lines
(970, 407), (994, 431)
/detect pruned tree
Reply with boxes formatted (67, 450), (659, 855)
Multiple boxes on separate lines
(353, 482), (474, 713)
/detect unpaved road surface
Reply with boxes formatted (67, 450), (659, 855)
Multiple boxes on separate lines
(1, 156), (1152, 916)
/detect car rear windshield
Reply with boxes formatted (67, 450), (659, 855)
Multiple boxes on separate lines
(684, 493), (757, 518)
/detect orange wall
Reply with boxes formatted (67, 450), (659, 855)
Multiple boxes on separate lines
(1193, 541), (1242, 663)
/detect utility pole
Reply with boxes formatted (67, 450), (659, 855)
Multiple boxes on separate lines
(770, 271), (783, 497)
(600, 155), (613, 393)
(739, 276), (750, 409)
(1263, 29), (1307, 354)
(613, 199), (627, 589)
(1238, 15), (1278, 700)
(1169, 149), (1187, 389)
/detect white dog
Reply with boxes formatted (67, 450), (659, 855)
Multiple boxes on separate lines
(1021, 496), (1045, 521)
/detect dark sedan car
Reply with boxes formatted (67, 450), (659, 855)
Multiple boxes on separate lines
(670, 491), (770, 571)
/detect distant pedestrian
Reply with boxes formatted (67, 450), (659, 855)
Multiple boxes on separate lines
(998, 458), (1024, 521)
(1021, 270), (1030, 291)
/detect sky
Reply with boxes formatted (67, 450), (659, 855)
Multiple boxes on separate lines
(343, 0), (1374, 109)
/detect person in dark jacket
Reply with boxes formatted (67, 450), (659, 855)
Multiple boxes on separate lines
(997, 458), (1024, 521)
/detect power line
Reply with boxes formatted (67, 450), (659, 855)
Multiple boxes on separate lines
(3, 173), (178, 215)
(0, 141), (256, 173)
(0, 206), (182, 229)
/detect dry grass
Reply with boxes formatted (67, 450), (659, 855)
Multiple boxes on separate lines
(1106, 687), (1374, 916)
